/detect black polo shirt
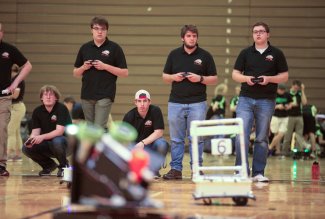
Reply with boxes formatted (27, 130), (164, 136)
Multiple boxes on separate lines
(274, 92), (292, 117)
(288, 90), (303, 116)
(74, 38), (127, 101)
(0, 41), (28, 96)
(123, 105), (164, 143)
(163, 45), (217, 104)
(31, 102), (72, 135)
(234, 42), (288, 99)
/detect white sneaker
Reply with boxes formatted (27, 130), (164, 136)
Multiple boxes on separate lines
(253, 174), (269, 183)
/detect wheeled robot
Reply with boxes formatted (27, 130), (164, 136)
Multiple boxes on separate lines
(191, 118), (256, 206)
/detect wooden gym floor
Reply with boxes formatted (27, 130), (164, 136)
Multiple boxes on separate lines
(1, 153), (324, 219)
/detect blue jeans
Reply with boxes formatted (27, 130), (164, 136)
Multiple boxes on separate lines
(144, 137), (169, 159)
(235, 96), (275, 177)
(129, 137), (169, 172)
(168, 101), (207, 171)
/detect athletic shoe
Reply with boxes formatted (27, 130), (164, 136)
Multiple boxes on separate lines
(57, 165), (70, 177)
(39, 164), (57, 176)
(252, 174), (269, 183)
(0, 166), (9, 176)
(163, 169), (182, 180)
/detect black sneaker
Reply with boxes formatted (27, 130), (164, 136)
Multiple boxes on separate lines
(39, 164), (57, 176)
(57, 168), (64, 177)
(57, 164), (70, 177)
(163, 169), (182, 180)
(0, 166), (9, 177)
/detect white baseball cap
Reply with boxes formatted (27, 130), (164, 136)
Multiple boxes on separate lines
(135, 89), (151, 100)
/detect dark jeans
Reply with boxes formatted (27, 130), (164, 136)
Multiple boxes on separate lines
(22, 136), (70, 169)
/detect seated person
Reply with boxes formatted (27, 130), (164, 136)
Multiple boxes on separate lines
(123, 89), (169, 177)
(303, 104), (318, 157)
(22, 85), (72, 177)
(63, 96), (85, 123)
(204, 83), (228, 153)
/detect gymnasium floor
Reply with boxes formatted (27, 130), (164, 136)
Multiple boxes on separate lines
(1, 153), (324, 219)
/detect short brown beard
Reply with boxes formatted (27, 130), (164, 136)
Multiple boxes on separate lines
(184, 43), (197, 50)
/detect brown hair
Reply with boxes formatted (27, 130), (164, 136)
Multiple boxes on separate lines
(180, 25), (199, 38)
(90, 16), (109, 30)
(292, 79), (302, 87)
(252, 22), (270, 33)
(39, 85), (61, 100)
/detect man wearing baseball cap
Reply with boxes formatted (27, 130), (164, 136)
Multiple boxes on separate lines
(123, 89), (169, 177)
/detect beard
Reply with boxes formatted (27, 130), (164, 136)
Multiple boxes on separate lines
(184, 42), (197, 50)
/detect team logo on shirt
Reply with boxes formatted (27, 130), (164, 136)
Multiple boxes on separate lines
(51, 115), (57, 122)
(144, 120), (152, 127)
(194, 59), (202, 66)
(101, 50), (110, 56)
(1, 52), (9, 59)
(265, 55), (274, 61)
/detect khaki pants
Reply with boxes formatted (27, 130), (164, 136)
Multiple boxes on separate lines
(7, 102), (26, 157)
(0, 97), (11, 168)
(283, 116), (305, 154)
(81, 98), (112, 130)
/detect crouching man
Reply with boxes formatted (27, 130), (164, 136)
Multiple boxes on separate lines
(123, 90), (169, 177)
(22, 85), (72, 177)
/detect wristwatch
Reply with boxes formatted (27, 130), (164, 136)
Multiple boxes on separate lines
(199, 75), (204, 83)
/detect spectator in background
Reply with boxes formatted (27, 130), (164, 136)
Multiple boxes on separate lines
(302, 104), (318, 158)
(7, 65), (26, 161)
(315, 115), (325, 158)
(206, 83), (228, 120)
(204, 83), (228, 154)
(73, 16), (128, 130)
(63, 96), (85, 123)
(232, 22), (289, 182)
(282, 80), (307, 156)
(123, 90), (169, 177)
(162, 24), (218, 180)
(230, 85), (241, 118)
(22, 85), (72, 177)
(268, 83), (292, 156)
(0, 22), (32, 176)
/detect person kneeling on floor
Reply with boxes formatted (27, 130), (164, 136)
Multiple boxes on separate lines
(22, 85), (72, 177)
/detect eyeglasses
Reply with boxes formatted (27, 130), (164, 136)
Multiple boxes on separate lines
(92, 27), (107, 32)
(253, 30), (267, 34)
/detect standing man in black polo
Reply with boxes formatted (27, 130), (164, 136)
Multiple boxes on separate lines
(232, 22), (289, 182)
(162, 25), (218, 180)
(0, 22), (32, 176)
(73, 16), (128, 130)
(123, 90), (169, 177)
(22, 85), (72, 177)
